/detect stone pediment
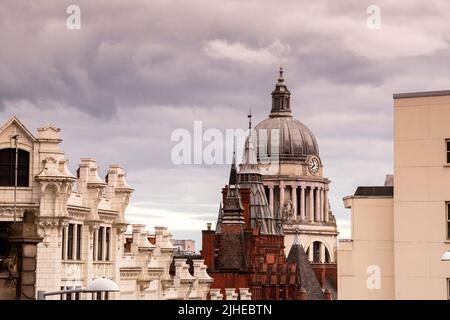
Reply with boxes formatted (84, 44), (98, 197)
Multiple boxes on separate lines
(0, 116), (36, 147)
(37, 124), (61, 141)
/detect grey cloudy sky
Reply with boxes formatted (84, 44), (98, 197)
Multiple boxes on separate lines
(2, 0), (450, 247)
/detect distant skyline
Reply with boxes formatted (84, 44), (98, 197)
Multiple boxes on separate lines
(2, 1), (450, 247)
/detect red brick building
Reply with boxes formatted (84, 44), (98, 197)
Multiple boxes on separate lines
(202, 139), (327, 300)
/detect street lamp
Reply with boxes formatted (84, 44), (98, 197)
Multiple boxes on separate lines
(37, 277), (120, 300)
(441, 250), (450, 261)
(85, 277), (120, 292)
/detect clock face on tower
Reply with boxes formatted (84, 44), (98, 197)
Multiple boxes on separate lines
(308, 156), (320, 175)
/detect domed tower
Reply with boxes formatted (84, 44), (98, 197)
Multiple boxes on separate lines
(249, 68), (338, 272)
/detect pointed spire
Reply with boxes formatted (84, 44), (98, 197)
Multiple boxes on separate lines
(222, 137), (245, 224)
(240, 112), (258, 167)
(215, 202), (223, 233)
(228, 137), (238, 186)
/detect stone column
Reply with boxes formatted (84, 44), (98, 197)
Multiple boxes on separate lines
(315, 186), (320, 222)
(308, 245), (313, 262)
(63, 225), (69, 260)
(324, 187), (329, 222)
(309, 186), (314, 222)
(279, 184), (285, 211)
(102, 227), (107, 261)
(94, 229), (99, 261)
(269, 186), (274, 216)
(72, 224), (77, 260)
(319, 242), (325, 263)
(85, 224), (97, 298)
(291, 184), (297, 220)
(320, 187), (324, 222)
(300, 185), (306, 221)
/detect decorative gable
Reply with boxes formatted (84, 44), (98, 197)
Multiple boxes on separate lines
(0, 116), (36, 149)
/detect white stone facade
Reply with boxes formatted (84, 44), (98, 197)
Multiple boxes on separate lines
(262, 167), (338, 264)
(0, 117), (212, 300)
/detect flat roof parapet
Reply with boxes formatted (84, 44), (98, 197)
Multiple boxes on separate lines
(393, 90), (450, 99)
(354, 186), (393, 197)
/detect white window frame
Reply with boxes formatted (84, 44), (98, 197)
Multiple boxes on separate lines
(62, 222), (82, 261)
(446, 203), (450, 241)
(446, 139), (450, 164)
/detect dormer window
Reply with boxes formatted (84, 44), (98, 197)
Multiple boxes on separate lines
(0, 148), (30, 187)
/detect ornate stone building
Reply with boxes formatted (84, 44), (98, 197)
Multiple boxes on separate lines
(250, 69), (338, 290)
(0, 117), (212, 300)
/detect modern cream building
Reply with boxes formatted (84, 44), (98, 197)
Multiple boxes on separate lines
(338, 90), (450, 300)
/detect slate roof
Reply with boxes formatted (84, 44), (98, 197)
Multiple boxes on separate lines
(286, 243), (325, 300)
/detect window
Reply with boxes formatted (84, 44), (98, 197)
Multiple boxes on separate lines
(0, 148), (30, 187)
(62, 223), (82, 261)
(94, 226), (111, 261)
(447, 140), (450, 163)
(445, 202), (450, 240)
(447, 279), (450, 300)
(447, 203), (450, 240)
(97, 227), (103, 261)
(105, 227), (110, 261)
(76, 225), (82, 260)
(67, 224), (74, 259)
(0, 222), (11, 261)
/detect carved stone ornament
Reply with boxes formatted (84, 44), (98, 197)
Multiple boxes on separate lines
(282, 200), (294, 222)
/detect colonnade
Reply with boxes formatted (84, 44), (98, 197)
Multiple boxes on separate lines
(266, 183), (329, 223)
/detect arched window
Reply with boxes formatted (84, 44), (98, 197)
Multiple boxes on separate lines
(0, 148), (30, 187)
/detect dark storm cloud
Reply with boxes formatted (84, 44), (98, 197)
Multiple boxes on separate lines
(1, 0), (450, 238)
(0, 0), (422, 116)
